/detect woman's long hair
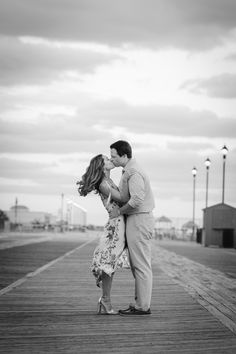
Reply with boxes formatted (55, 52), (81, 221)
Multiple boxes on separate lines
(77, 154), (105, 196)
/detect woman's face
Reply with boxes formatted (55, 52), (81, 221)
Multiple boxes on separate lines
(103, 155), (115, 171)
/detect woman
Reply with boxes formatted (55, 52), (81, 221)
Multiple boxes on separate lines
(77, 154), (129, 315)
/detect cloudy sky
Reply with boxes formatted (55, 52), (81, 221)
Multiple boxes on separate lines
(0, 0), (236, 225)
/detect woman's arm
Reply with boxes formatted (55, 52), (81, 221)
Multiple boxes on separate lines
(110, 186), (123, 203)
(99, 181), (123, 203)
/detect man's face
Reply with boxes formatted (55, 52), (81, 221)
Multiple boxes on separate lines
(110, 148), (124, 167)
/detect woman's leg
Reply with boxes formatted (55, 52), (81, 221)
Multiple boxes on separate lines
(97, 272), (117, 314)
(101, 271), (113, 302)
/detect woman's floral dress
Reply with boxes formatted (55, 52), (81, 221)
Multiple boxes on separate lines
(91, 179), (130, 287)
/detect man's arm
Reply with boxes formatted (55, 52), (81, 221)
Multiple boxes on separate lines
(127, 172), (145, 208)
(109, 172), (145, 218)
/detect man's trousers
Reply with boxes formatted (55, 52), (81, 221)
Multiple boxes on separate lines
(126, 212), (155, 311)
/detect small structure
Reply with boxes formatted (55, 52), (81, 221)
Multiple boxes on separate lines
(181, 220), (198, 241)
(202, 203), (236, 248)
(155, 215), (173, 239)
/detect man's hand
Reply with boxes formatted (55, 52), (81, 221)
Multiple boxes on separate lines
(109, 206), (120, 219)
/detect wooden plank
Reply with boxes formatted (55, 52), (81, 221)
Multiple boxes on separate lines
(0, 236), (236, 353)
(153, 243), (236, 334)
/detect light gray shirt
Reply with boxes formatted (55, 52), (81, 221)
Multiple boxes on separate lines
(119, 158), (155, 214)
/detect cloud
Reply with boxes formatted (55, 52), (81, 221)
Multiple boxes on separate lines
(1, 143), (236, 212)
(80, 101), (236, 138)
(0, 36), (119, 86)
(137, 146), (236, 205)
(225, 52), (236, 61)
(0, 183), (75, 196)
(182, 73), (236, 98)
(0, 116), (109, 154)
(166, 141), (214, 152)
(0, 157), (70, 182)
(1, 0), (236, 50)
(1, 102), (236, 156)
(0, 157), (78, 196)
(1, 0), (236, 220)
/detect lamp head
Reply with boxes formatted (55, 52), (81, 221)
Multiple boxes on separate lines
(192, 167), (197, 176)
(221, 145), (228, 158)
(205, 157), (211, 169)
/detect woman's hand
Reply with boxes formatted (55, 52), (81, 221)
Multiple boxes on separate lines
(109, 205), (121, 219)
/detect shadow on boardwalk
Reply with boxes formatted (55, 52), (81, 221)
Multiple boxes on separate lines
(0, 234), (236, 353)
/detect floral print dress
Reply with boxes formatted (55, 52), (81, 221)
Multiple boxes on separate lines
(91, 179), (130, 287)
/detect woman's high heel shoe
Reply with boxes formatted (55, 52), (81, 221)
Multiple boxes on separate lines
(97, 297), (118, 315)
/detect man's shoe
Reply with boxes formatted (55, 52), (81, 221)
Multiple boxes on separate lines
(119, 307), (151, 316)
(119, 305), (135, 313)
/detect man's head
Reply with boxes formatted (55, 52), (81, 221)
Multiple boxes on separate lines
(110, 140), (132, 167)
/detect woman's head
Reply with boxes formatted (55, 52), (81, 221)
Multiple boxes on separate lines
(77, 154), (114, 196)
(103, 155), (115, 171)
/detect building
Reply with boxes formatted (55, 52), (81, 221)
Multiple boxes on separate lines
(66, 200), (87, 230)
(202, 203), (236, 248)
(5, 205), (56, 230)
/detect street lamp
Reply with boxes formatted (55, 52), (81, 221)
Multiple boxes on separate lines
(204, 158), (211, 208)
(221, 145), (228, 204)
(61, 193), (64, 232)
(14, 197), (18, 225)
(192, 167), (197, 240)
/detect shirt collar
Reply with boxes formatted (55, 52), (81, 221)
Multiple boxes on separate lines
(123, 158), (135, 172)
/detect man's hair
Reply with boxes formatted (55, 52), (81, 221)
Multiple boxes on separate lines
(110, 140), (132, 158)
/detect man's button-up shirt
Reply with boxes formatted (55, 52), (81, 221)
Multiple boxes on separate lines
(119, 159), (155, 214)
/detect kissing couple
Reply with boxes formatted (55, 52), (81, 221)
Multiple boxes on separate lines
(77, 140), (155, 316)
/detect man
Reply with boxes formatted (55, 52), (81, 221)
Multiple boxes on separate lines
(110, 140), (155, 315)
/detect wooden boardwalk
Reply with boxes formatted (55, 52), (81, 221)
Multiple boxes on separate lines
(0, 234), (236, 353)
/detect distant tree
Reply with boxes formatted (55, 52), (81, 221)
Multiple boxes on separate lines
(0, 210), (9, 230)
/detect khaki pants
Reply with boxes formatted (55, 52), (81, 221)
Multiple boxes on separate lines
(126, 212), (155, 311)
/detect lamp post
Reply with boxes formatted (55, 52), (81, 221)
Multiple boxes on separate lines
(221, 145), (228, 204)
(192, 167), (197, 240)
(61, 193), (64, 232)
(204, 158), (211, 208)
(14, 197), (18, 225)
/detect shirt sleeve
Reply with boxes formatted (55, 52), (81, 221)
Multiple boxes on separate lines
(119, 173), (130, 203)
(127, 172), (145, 208)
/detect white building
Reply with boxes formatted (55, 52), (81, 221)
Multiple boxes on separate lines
(66, 200), (87, 228)
(5, 205), (56, 228)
